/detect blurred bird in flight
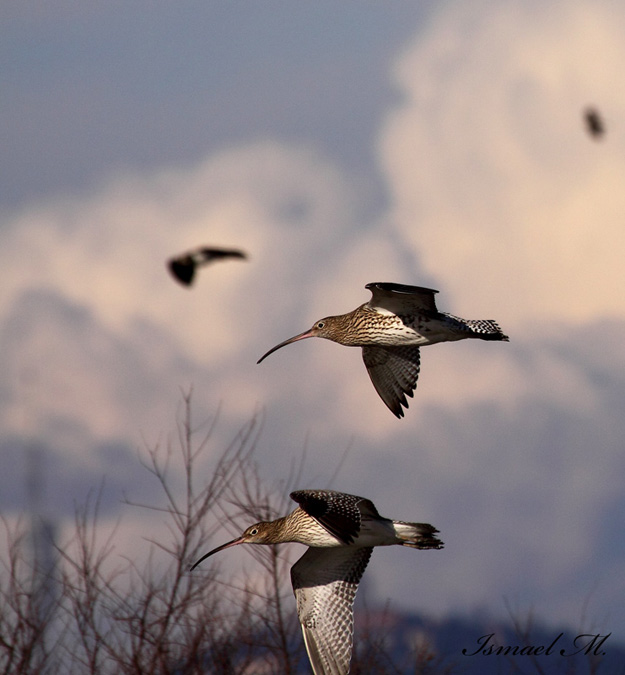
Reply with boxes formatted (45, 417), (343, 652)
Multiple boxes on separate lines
(167, 246), (247, 286)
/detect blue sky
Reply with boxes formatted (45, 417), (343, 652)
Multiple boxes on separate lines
(2, 0), (625, 648)
(1, 3), (422, 207)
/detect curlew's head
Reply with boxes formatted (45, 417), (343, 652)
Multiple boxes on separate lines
(190, 521), (281, 571)
(257, 314), (356, 363)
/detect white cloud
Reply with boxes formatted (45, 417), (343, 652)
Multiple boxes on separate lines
(380, 0), (625, 328)
(0, 141), (366, 370)
(0, 140), (383, 450)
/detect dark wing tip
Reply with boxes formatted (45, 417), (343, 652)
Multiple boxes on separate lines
(290, 490), (331, 517)
(365, 282), (439, 295)
(390, 399), (406, 418)
(290, 490), (359, 545)
(200, 247), (248, 260)
(385, 395), (408, 418)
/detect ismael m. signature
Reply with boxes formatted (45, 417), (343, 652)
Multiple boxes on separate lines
(462, 632), (611, 657)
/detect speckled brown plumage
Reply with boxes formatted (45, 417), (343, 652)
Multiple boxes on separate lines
(191, 489), (443, 675)
(258, 282), (509, 417)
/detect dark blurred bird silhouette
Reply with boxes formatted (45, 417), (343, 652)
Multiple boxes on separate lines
(258, 282), (509, 418)
(191, 489), (443, 675)
(584, 107), (605, 140)
(167, 246), (247, 286)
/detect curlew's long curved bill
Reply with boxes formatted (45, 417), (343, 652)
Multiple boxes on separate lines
(189, 536), (246, 571)
(256, 329), (315, 364)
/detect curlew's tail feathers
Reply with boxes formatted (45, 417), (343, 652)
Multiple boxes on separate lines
(462, 318), (509, 341)
(393, 522), (444, 550)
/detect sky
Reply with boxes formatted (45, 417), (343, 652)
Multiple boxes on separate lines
(2, 0), (625, 650)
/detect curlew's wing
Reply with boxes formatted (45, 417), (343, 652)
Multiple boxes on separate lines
(291, 547), (373, 675)
(365, 282), (439, 314)
(290, 490), (380, 545)
(362, 345), (421, 418)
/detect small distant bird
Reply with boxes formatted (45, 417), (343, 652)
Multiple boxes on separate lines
(584, 107), (605, 139)
(167, 246), (247, 286)
(191, 489), (443, 675)
(258, 282), (509, 418)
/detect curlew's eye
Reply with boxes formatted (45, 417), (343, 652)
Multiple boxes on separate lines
(249, 527), (259, 535)
(316, 321), (325, 329)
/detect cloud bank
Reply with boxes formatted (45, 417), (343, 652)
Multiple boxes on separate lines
(382, 0), (625, 326)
